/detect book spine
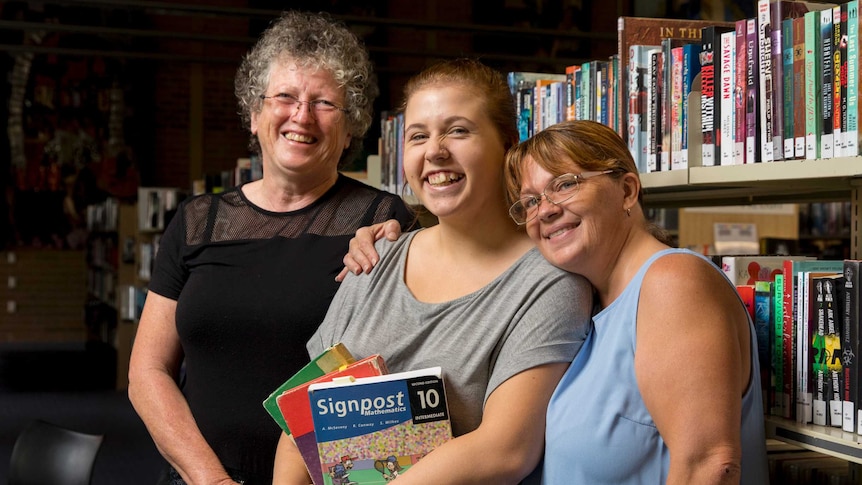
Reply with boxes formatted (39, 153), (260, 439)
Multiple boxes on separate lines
(774, 273), (785, 417)
(755, 280), (773, 413)
(782, 18), (794, 159)
(720, 31), (735, 166)
(805, 10), (822, 160)
(701, 27), (719, 166)
(825, 276), (843, 427)
(793, 16), (806, 159)
(574, 69), (583, 121)
(848, 1), (859, 157)
(757, 0), (775, 162)
(628, 45), (645, 170)
(661, 38), (674, 171)
(746, 18), (760, 164)
(798, 270), (810, 423)
(599, 61), (609, 127)
(770, 0), (786, 160)
(671, 45), (684, 170)
(843, 260), (862, 433)
(648, 48), (662, 172)
(833, 6), (844, 157)
(582, 61), (593, 122)
(821, 8), (834, 159)
(680, 43), (699, 169)
(813, 276), (827, 426)
(783, 259), (796, 420)
(735, 20), (748, 165)
(565, 65), (577, 122)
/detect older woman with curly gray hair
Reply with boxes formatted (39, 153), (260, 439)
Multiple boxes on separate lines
(128, 10), (414, 485)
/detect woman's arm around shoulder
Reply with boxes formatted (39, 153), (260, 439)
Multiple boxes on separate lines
(636, 252), (750, 485)
(390, 362), (567, 485)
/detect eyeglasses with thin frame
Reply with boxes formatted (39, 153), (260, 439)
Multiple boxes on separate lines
(509, 170), (615, 225)
(258, 93), (348, 116)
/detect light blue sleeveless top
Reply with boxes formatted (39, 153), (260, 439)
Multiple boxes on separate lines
(542, 248), (769, 484)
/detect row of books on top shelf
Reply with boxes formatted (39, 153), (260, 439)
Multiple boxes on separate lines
(721, 254), (862, 433)
(85, 197), (120, 232)
(137, 187), (182, 232)
(799, 201), (854, 239)
(379, 111), (415, 200)
(507, 1), (861, 176)
(262, 343), (452, 485)
(117, 284), (146, 322)
(190, 155), (263, 196)
(137, 234), (160, 282)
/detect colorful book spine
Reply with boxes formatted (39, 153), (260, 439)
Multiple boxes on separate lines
(755, 280), (774, 412)
(597, 60), (609, 126)
(824, 275), (844, 427)
(565, 65), (577, 122)
(847, 1), (859, 157)
(792, 261), (845, 424)
(843, 260), (862, 433)
(580, 61), (593, 123)
(820, 8), (834, 159)
(308, 367), (452, 485)
(627, 45), (652, 172)
(812, 275), (828, 426)
(782, 18), (795, 159)
(720, 30), (736, 166)
(661, 38), (676, 171)
(832, 6), (844, 157)
(680, 42), (700, 169)
(574, 69), (583, 121)
(805, 9), (822, 160)
(782, 258), (796, 420)
(735, 19), (748, 165)
(757, 0), (775, 162)
(773, 273), (785, 417)
(671, 45), (684, 170)
(700, 27), (726, 166)
(746, 18), (760, 164)
(648, 48), (663, 172)
(770, 0), (786, 160)
(793, 16), (807, 159)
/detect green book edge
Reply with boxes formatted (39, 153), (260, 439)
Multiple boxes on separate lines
(262, 343), (355, 435)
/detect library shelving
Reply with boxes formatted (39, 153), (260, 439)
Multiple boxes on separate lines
(641, 133), (861, 477)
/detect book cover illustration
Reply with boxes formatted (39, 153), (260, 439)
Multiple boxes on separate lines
(309, 367), (452, 485)
(263, 343), (355, 435)
(278, 355), (388, 485)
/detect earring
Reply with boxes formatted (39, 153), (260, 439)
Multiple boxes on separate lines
(626, 208), (631, 217)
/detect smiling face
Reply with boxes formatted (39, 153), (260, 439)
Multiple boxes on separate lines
(402, 82), (507, 222)
(251, 60), (351, 182)
(519, 156), (625, 275)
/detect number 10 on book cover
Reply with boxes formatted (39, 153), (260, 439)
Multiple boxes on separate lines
(308, 367), (452, 484)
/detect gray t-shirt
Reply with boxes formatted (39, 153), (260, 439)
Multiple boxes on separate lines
(307, 230), (592, 436)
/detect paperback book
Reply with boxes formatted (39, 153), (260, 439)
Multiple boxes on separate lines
(308, 367), (453, 485)
(278, 354), (388, 485)
(263, 343), (355, 435)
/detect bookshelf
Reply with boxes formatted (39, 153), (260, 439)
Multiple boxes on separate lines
(109, 187), (183, 389)
(369, 8), (862, 474)
(638, 92), (862, 475)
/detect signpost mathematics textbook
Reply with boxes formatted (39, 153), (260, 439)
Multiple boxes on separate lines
(308, 366), (452, 485)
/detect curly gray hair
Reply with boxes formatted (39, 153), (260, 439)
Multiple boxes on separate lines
(234, 10), (379, 166)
